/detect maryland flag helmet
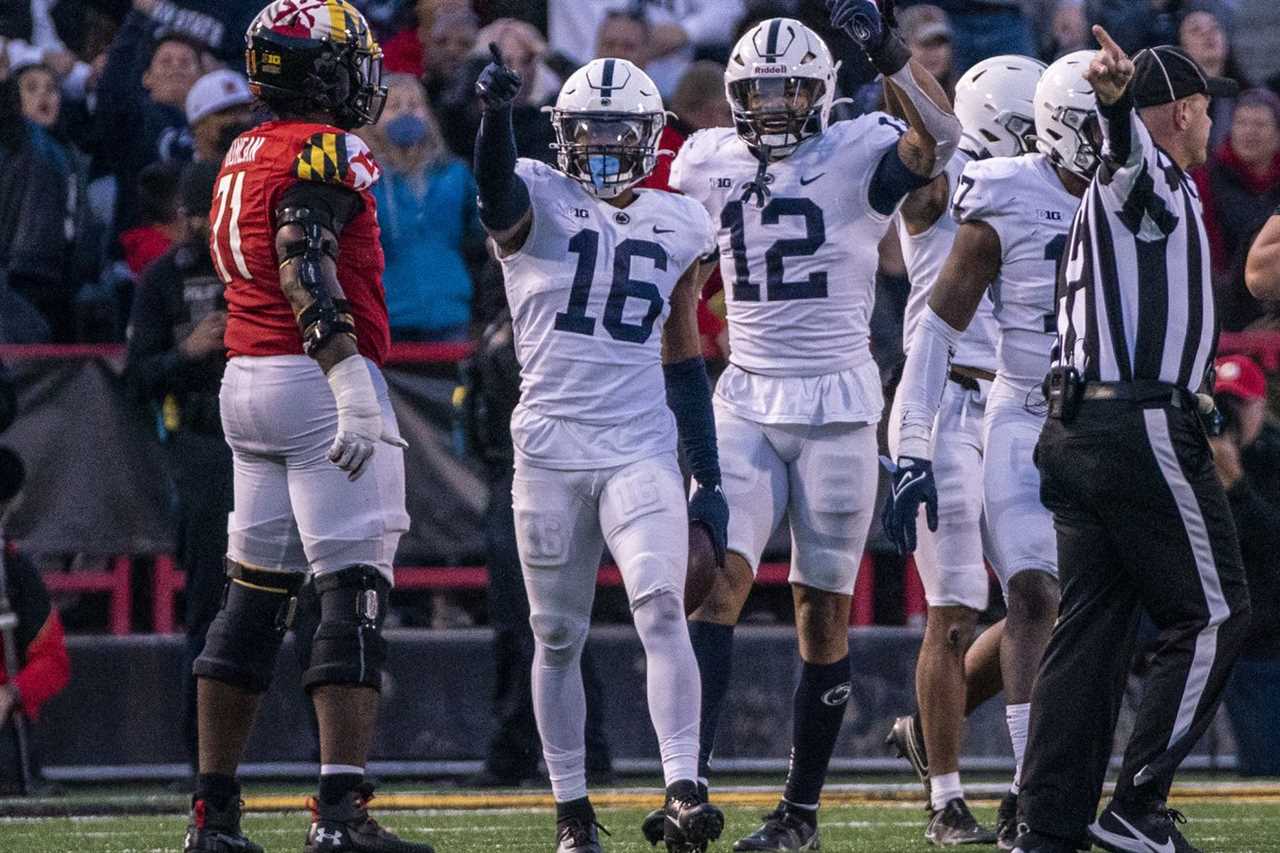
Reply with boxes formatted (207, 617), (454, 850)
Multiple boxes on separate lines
(245, 0), (387, 130)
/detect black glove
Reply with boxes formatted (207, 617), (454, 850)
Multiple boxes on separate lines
(880, 455), (938, 555)
(475, 42), (522, 111)
(827, 0), (912, 76)
(689, 482), (729, 568)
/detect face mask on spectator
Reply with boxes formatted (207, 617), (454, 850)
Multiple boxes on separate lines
(385, 113), (428, 148)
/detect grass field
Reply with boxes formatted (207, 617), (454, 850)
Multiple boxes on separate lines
(1, 784), (1278, 853)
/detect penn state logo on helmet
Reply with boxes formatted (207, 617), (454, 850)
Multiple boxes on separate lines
(549, 58), (667, 199)
(245, 0), (387, 130)
(724, 18), (837, 157)
(1035, 50), (1101, 179)
(953, 54), (1046, 159)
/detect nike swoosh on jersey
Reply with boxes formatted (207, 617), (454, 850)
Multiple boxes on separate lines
(654, 226), (676, 234)
(1111, 814), (1175, 853)
(799, 173), (826, 186)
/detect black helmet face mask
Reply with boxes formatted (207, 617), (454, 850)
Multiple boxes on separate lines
(728, 76), (826, 155)
(553, 112), (661, 197)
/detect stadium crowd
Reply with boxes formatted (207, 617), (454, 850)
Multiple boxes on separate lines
(2, 0), (1280, 348)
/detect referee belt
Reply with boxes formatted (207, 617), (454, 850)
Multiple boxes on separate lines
(948, 365), (996, 392)
(1079, 380), (1197, 410)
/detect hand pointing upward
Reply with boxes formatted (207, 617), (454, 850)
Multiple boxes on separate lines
(1086, 25), (1135, 106)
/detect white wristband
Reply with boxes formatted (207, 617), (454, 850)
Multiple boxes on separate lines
(896, 305), (963, 459)
(325, 353), (377, 417)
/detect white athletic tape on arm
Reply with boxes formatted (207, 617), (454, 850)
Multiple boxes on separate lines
(888, 64), (961, 177)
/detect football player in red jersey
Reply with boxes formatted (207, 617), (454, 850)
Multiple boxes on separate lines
(184, 3), (432, 852)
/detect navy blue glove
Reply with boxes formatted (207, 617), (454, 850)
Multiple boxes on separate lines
(827, 0), (911, 76)
(475, 42), (522, 110)
(689, 482), (729, 568)
(880, 455), (938, 555)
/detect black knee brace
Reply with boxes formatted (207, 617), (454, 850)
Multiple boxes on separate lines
(301, 565), (390, 692)
(192, 559), (306, 693)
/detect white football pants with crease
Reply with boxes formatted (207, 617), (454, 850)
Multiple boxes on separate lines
(513, 453), (700, 802)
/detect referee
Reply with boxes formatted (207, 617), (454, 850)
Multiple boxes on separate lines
(1016, 28), (1252, 853)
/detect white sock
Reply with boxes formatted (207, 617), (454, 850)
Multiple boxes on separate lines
(633, 593), (701, 787)
(931, 771), (963, 812)
(1006, 703), (1031, 792)
(531, 630), (589, 803)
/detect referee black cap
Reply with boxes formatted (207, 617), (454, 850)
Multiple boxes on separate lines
(1131, 45), (1238, 108)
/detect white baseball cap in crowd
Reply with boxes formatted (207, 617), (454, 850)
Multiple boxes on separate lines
(185, 69), (253, 126)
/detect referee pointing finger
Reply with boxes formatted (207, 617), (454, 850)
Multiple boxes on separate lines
(1014, 27), (1252, 853)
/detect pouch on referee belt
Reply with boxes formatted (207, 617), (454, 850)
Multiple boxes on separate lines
(1045, 365), (1083, 421)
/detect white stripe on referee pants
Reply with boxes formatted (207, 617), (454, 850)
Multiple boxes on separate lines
(1142, 409), (1230, 750)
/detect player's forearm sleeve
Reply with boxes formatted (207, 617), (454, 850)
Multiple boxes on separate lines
(869, 144), (933, 216)
(664, 357), (721, 488)
(887, 64), (960, 178)
(474, 104), (530, 232)
(896, 305), (962, 460)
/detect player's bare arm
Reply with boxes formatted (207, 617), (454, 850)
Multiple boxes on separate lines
(926, 221), (1003, 331)
(474, 43), (533, 257)
(1245, 212), (1280, 300)
(661, 260), (706, 365)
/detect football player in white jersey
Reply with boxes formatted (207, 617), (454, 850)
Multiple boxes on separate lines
(473, 48), (728, 853)
(884, 53), (1046, 848)
(668, 2), (961, 847)
(886, 50), (1101, 848)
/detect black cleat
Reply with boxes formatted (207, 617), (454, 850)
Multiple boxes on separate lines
(303, 784), (435, 853)
(885, 714), (930, 801)
(995, 791), (1019, 851)
(925, 798), (997, 846)
(1089, 799), (1201, 853)
(733, 802), (820, 851)
(642, 780), (723, 852)
(1010, 829), (1079, 853)
(642, 782), (710, 847)
(556, 814), (610, 852)
(183, 796), (263, 853)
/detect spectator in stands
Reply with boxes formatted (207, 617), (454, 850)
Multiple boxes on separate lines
(118, 161), (181, 277)
(1231, 0), (1280, 92)
(365, 74), (484, 341)
(547, 0), (743, 97)
(1209, 355), (1280, 776)
(0, 0), (99, 102)
(595, 9), (649, 68)
(423, 8), (479, 108)
(0, 436), (71, 795)
(1041, 0), (1090, 60)
(1195, 89), (1280, 331)
(93, 9), (201, 237)
(14, 60), (59, 132)
(1084, 0), (1179, 55)
(897, 5), (955, 95)
(1179, 9), (1240, 149)
(458, 309), (614, 787)
(383, 0), (478, 83)
(0, 64), (74, 342)
(124, 158), (229, 779)
(183, 68), (253, 165)
(925, 0), (1034, 77)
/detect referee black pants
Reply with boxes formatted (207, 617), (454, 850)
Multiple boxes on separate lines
(1021, 400), (1250, 847)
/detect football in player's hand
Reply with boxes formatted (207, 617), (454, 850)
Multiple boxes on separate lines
(685, 523), (718, 615)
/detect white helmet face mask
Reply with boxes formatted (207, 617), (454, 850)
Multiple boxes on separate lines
(953, 54), (1047, 159)
(724, 18), (837, 158)
(1035, 50), (1102, 180)
(550, 58), (666, 199)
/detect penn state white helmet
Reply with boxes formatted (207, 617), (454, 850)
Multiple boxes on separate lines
(549, 58), (666, 198)
(724, 17), (837, 156)
(1035, 50), (1101, 179)
(954, 54), (1046, 159)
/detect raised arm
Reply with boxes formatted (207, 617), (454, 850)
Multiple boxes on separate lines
(884, 84), (952, 233)
(474, 43), (532, 257)
(663, 259), (728, 567)
(1245, 211), (1280, 300)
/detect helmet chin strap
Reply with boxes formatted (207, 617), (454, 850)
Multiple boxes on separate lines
(740, 148), (774, 208)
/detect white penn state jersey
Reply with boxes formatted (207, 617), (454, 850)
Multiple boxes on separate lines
(897, 149), (999, 373)
(952, 153), (1079, 399)
(500, 159), (716, 470)
(672, 115), (905, 377)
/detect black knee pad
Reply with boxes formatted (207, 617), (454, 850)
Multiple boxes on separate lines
(192, 559), (306, 693)
(302, 565), (390, 692)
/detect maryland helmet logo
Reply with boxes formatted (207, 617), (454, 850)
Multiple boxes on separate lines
(253, 0), (375, 50)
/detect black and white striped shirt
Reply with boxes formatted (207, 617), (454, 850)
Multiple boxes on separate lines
(1055, 99), (1216, 395)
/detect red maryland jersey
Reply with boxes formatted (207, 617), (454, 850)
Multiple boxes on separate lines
(212, 120), (390, 364)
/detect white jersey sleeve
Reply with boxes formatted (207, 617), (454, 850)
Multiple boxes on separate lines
(500, 158), (713, 469)
(897, 149), (998, 373)
(953, 154), (1080, 396)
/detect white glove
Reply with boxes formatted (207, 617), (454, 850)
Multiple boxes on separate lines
(325, 354), (407, 481)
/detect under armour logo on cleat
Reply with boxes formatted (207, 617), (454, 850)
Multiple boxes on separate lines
(314, 827), (345, 845)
